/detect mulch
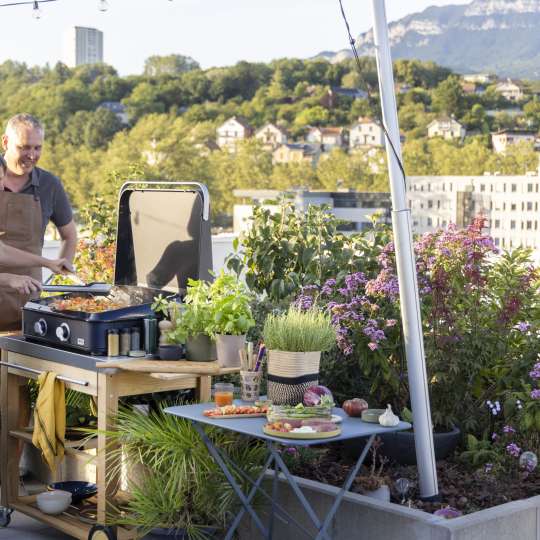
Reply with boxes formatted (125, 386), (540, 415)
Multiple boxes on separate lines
(286, 443), (540, 515)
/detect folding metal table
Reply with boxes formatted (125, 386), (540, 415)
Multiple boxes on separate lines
(164, 402), (411, 540)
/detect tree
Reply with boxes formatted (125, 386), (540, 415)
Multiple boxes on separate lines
(432, 76), (465, 117)
(143, 54), (200, 77)
(293, 105), (329, 128)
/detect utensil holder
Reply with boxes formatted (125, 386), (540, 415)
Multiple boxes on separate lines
(240, 370), (262, 402)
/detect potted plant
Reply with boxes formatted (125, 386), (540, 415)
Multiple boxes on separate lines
(102, 404), (266, 538)
(205, 272), (255, 367)
(152, 295), (185, 361)
(353, 438), (391, 502)
(167, 279), (216, 362)
(262, 306), (336, 405)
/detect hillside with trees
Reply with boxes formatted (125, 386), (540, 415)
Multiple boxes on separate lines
(0, 55), (538, 223)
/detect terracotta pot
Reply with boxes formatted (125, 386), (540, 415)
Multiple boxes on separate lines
(186, 334), (216, 362)
(215, 334), (245, 367)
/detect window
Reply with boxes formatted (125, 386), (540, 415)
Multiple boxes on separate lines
(421, 185), (424, 192)
(428, 184), (431, 192)
(511, 203), (517, 211)
(503, 203), (506, 210)
(511, 184), (517, 192)
(528, 183), (534, 193)
(442, 183), (445, 192)
(511, 220), (516, 229)
(527, 202), (533, 211)
(491, 185), (494, 192)
(527, 221), (533, 230)
(480, 184), (486, 192)
(494, 238), (500, 246)
(442, 220), (447, 227)
(449, 183), (453, 191)
(494, 219), (500, 228)
(502, 238), (505, 247)
(490, 201), (493, 210)
(427, 217), (432, 226)
(504, 184), (507, 192)
(437, 200), (441, 210)
(536, 203), (539, 211)
(522, 202), (525, 211)
(428, 200), (433, 209)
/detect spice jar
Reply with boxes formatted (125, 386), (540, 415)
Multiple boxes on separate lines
(107, 329), (119, 357)
(214, 382), (234, 407)
(120, 328), (131, 356)
(130, 327), (141, 351)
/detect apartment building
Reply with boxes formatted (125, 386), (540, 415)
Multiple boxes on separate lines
(63, 26), (103, 67)
(407, 174), (540, 257)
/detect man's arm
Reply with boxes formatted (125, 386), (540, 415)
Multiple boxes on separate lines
(57, 220), (77, 264)
(0, 241), (73, 273)
(0, 273), (41, 294)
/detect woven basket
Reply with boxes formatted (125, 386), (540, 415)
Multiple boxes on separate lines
(267, 350), (321, 405)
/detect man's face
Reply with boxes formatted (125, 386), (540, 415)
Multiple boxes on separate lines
(1, 126), (43, 176)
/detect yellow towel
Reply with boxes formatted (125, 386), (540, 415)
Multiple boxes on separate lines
(32, 372), (66, 471)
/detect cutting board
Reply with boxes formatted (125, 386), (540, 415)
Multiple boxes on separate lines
(95, 359), (239, 375)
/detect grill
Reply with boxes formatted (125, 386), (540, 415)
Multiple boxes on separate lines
(22, 182), (212, 355)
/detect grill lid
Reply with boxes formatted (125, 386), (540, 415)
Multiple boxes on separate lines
(113, 182), (213, 294)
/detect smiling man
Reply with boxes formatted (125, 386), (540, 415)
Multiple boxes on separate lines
(0, 113), (77, 331)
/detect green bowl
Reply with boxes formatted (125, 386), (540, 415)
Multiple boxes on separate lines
(361, 408), (386, 423)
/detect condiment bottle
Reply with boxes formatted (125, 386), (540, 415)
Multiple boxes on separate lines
(107, 329), (120, 357)
(130, 327), (141, 351)
(120, 328), (131, 356)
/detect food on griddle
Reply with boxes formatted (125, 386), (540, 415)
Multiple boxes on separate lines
(51, 295), (129, 313)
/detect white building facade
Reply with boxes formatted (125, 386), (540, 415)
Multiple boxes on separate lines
(63, 27), (103, 67)
(349, 118), (385, 149)
(408, 174), (540, 258)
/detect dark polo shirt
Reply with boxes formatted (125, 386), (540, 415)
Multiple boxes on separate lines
(4, 166), (73, 242)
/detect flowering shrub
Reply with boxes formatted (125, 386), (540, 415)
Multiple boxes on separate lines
(299, 217), (540, 432)
(462, 399), (538, 481)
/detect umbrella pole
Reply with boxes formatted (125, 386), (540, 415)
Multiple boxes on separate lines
(370, 0), (439, 499)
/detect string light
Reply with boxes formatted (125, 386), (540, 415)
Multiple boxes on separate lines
(98, 0), (108, 11)
(32, 0), (41, 18)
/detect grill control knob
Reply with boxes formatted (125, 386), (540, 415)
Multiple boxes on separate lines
(56, 323), (71, 342)
(33, 318), (47, 336)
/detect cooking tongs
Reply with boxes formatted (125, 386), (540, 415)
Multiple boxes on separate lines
(42, 274), (111, 294)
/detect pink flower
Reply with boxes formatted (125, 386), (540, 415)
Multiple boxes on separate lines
(368, 342), (378, 351)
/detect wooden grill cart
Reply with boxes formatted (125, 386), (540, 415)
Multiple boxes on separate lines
(0, 182), (229, 540)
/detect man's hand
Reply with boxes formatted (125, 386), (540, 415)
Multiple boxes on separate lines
(46, 258), (75, 274)
(4, 274), (42, 295)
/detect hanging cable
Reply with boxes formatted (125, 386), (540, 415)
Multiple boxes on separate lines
(337, 0), (407, 188)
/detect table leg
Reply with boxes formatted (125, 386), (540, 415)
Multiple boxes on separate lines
(197, 375), (212, 402)
(190, 421), (271, 539)
(315, 434), (376, 540)
(97, 372), (119, 524)
(268, 458), (279, 539)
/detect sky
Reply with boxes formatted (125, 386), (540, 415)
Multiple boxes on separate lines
(0, 0), (471, 75)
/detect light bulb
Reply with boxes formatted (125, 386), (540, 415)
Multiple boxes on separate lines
(32, 1), (42, 19)
(98, 0), (108, 12)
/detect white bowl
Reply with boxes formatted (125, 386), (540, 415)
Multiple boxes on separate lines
(36, 490), (72, 515)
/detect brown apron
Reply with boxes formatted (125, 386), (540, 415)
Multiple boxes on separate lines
(0, 180), (43, 332)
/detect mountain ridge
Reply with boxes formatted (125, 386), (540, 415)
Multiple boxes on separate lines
(316, 0), (540, 79)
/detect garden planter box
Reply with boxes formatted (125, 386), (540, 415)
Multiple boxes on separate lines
(238, 473), (540, 540)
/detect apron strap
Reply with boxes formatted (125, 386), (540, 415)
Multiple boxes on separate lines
(31, 168), (40, 201)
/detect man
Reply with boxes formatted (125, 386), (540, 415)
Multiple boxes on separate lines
(0, 113), (77, 330)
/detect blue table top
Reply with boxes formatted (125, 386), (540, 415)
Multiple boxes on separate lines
(164, 402), (411, 447)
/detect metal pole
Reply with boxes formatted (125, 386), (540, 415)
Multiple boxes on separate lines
(370, 0), (439, 498)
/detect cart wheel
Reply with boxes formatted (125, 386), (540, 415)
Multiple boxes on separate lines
(88, 524), (117, 540)
(0, 508), (13, 527)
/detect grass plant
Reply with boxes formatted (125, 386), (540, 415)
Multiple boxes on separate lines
(100, 404), (266, 538)
(263, 307), (336, 352)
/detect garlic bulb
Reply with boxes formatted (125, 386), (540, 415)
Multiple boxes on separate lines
(379, 404), (399, 427)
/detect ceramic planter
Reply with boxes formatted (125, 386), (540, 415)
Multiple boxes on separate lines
(267, 350), (321, 405)
(158, 344), (185, 361)
(215, 334), (246, 367)
(186, 334), (216, 362)
(364, 484), (390, 502)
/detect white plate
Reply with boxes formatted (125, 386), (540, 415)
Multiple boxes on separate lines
(331, 414), (343, 424)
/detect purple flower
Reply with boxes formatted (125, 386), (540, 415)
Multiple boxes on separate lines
(434, 507), (462, 519)
(515, 322), (531, 333)
(506, 443), (521, 458)
(503, 425), (516, 434)
(484, 463), (493, 473)
(530, 389), (540, 400)
(491, 432), (498, 441)
(386, 319), (397, 327)
(529, 363), (540, 380)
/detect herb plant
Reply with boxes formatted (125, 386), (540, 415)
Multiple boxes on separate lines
(263, 306), (336, 352)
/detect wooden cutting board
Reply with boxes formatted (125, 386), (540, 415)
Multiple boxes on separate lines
(95, 359), (239, 375)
